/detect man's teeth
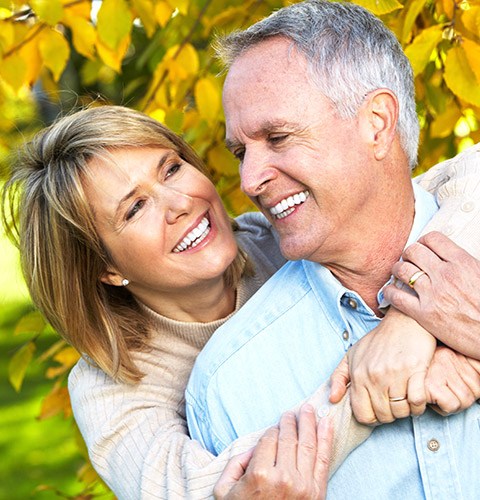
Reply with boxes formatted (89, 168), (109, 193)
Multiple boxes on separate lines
(173, 217), (210, 253)
(269, 191), (309, 219)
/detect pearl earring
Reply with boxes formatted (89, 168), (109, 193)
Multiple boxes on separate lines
(122, 278), (129, 287)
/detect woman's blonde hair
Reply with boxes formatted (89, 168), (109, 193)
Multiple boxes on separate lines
(2, 105), (250, 383)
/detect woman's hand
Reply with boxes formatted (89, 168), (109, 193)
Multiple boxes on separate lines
(214, 405), (333, 500)
(384, 231), (480, 359)
(330, 308), (436, 425)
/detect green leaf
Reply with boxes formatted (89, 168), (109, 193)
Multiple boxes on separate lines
(165, 108), (184, 133)
(14, 310), (46, 335)
(405, 26), (442, 76)
(97, 0), (133, 50)
(8, 341), (36, 392)
(208, 144), (239, 177)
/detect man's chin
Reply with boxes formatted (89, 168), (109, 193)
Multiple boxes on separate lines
(279, 240), (311, 262)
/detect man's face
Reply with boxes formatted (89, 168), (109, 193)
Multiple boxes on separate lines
(223, 37), (382, 266)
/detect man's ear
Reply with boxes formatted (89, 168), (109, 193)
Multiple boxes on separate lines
(363, 88), (399, 161)
(100, 270), (124, 287)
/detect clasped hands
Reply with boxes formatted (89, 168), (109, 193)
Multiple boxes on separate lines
(330, 232), (480, 424)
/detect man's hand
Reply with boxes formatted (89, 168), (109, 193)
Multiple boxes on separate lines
(384, 231), (480, 359)
(214, 405), (333, 499)
(425, 346), (480, 415)
(330, 308), (436, 424)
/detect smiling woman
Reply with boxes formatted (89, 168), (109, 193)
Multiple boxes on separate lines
(83, 146), (239, 322)
(1, 105), (347, 499)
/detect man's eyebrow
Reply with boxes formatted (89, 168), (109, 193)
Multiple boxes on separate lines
(225, 138), (240, 151)
(113, 151), (170, 220)
(225, 120), (293, 150)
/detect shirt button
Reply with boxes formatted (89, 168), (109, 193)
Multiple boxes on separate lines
(442, 224), (454, 236)
(427, 439), (440, 452)
(462, 201), (475, 212)
(317, 405), (330, 418)
(347, 298), (358, 309)
(342, 330), (349, 341)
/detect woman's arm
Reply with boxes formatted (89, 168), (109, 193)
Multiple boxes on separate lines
(331, 144), (480, 423)
(415, 142), (480, 258)
(70, 355), (368, 499)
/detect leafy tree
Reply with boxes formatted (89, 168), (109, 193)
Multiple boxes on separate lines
(1, 0), (479, 496)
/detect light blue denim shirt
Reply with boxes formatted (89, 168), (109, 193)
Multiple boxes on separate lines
(186, 183), (480, 500)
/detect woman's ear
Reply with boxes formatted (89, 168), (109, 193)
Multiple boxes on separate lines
(363, 88), (399, 161)
(100, 270), (124, 287)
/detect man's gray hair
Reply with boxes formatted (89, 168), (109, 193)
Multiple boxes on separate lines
(216, 0), (419, 169)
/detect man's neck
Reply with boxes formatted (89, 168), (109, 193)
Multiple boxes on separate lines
(324, 185), (416, 314)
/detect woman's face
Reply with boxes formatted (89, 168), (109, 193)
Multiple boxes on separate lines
(83, 146), (238, 306)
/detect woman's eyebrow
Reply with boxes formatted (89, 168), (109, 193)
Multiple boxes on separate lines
(113, 151), (170, 220)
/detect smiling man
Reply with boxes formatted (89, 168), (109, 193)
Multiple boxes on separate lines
(186, 1), (480, 498)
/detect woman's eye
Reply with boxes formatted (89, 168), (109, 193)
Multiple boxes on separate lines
(166, 163), (181, 178)
(126, 200), (145, 220)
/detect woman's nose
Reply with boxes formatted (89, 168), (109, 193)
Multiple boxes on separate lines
(164, 189), (194, 224)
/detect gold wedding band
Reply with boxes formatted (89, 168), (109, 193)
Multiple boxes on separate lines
(408, 270), (427, 289)
(389, 396), (407, 402)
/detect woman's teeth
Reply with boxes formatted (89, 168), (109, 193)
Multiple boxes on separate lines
(173, 217), (211, 253)
(269, 190), (309, 219)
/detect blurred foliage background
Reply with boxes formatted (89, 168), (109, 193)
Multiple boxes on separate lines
(0, 0), (479, 497)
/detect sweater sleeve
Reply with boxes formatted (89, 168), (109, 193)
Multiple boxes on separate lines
(414, 142), (480, 258)
(69, 358), (368, 500)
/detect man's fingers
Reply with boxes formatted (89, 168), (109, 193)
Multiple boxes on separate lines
(249, 425), (279, 470)
(329, 355), (350, 403)
(296, 404), (319, 474)
(214, 449), (254, 499)
(313, 417), (333, 495)
(274, 411), (298, 469)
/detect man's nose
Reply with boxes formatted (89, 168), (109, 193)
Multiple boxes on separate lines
(240, 150), (277, 198)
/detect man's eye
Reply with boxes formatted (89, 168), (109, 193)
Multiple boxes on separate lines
(269, 134), (287, 144)
(166, 163), (181, 178)
(232, 149), (245, 161)
(126, 200), (145, 220)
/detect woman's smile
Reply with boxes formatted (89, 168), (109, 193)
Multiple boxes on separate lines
(83, 146), (239, 314)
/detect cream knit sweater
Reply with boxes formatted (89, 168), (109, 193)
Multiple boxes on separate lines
(69, 143), (480, 500)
